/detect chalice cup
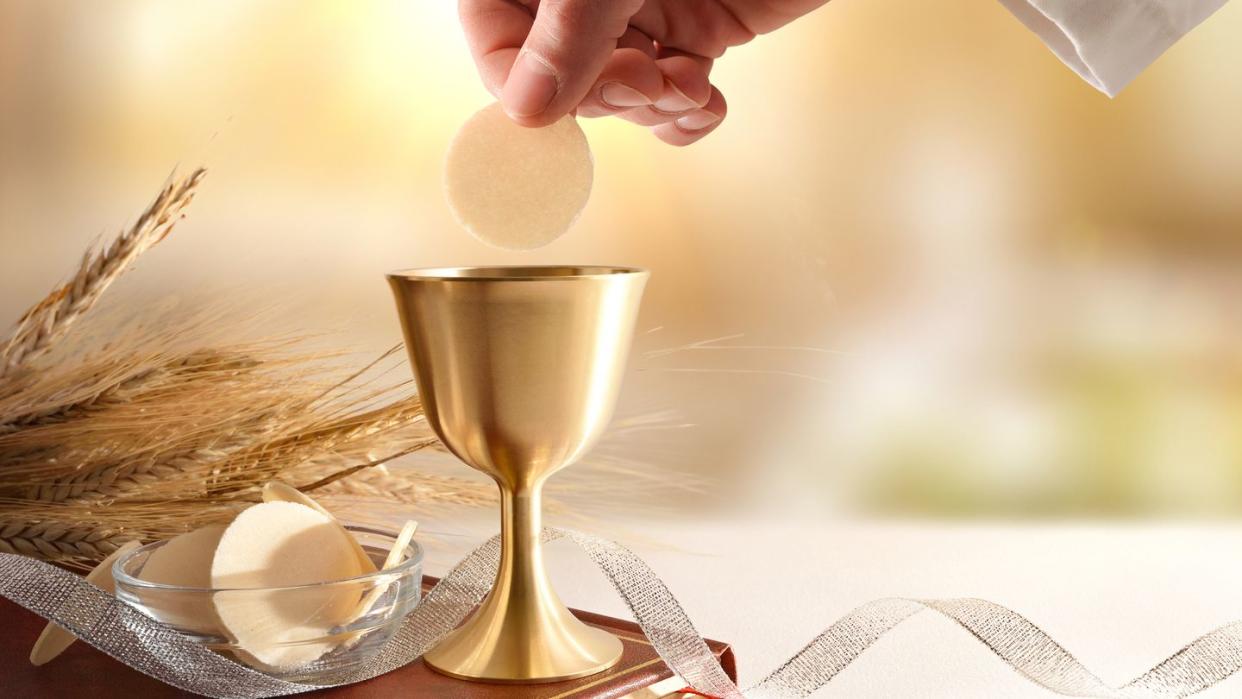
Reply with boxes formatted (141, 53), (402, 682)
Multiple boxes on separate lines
(387, 266), (648, 683)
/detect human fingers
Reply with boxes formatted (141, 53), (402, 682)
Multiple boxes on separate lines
(576, 48), (664, 118)
(613, 54), (714, 126)
(458, 0), (534, 98)
(617, 25), (657, 57)
(650, 85), (727, 146)
(501, 0), (645, 126)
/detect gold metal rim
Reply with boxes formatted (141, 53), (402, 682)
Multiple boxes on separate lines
(387, 265), (648, 282)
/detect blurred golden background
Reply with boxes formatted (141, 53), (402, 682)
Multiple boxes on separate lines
(3, 0), (1241, 517)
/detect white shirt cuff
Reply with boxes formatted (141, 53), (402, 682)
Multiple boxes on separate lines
(997, 0), (1228, 96)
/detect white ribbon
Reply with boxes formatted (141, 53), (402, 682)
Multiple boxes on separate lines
(2, 529), (1241, 698)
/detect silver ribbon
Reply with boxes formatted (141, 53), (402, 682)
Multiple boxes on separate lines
(2, 528), (1242, 698)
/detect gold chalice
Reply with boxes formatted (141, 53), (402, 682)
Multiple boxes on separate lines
(387, 266), (648, 683)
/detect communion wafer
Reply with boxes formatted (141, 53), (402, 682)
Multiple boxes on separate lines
(445, 102), (593, 250)
(261, 480), (376, 574)
(141, 524), (225, 587)
(341, 519), (419, 649)
(351, 518), (417, 619)
(211, 501), (365, 669)
(29, 540), (142, 666)
(137, 525), (226, 634)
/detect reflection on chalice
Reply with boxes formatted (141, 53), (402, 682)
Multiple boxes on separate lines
(387, 266), (648, 683)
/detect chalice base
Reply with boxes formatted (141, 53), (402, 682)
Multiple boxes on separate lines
(423, 587), (624, 683)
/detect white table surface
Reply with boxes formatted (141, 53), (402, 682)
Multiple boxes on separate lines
(416, 514), (1242, 698)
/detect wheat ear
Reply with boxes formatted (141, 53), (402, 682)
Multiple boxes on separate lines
(320, 466), (496, 508)
(1, 349), (256, 430)
(0, 168), (206, 377)
(0, 518), (135, 560)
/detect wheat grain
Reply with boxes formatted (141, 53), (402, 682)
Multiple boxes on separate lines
(320, 464), (495, 508)
(0, 168), (206, 376)
(32, 419), (271, 503)
(1, 350), (255, 432)
(196, 398), (429, 498)
(0, 517), (136, 560)
(12, 383), (429, 507)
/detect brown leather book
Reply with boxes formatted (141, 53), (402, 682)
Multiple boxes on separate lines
(1, 578), (736, 699)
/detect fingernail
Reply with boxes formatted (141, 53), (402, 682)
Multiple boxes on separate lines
(600, 82), (650, 108)
(502, 52), (559, 118)
(675, 110), (721, 132)
(653, 83), (699, 113)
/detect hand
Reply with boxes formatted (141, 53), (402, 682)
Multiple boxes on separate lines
(459, 0), (828, 145)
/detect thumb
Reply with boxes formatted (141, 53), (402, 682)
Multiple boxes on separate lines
(502, 0), (644, 126)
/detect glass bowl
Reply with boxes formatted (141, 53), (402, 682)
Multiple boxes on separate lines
(113, 524), (422, 683)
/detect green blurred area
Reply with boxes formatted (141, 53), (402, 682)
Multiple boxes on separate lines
(861, 352), (1242, 517)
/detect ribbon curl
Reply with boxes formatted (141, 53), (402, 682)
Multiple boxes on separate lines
(2, 529), (1241, 698)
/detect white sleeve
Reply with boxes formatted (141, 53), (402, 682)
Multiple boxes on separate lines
(997, 0), (1228, 96)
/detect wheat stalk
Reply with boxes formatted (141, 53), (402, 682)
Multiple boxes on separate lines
(0, 166), (424, 564)
(30, 417), (270, 503)
(10, 367), (164, 428)
(320, 465), (495, 508)
(3, 363), (433, 504)
(0, 517), (135, 560)
(0, 349), (283, 498)
(181, 397), (425, 498)
(0, 496), (243, 569)
(1, 350), (255, 431)
(0, 168), (206, 377)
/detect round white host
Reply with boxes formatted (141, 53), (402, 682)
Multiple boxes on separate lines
(444, 102), (593, 250)
(211, 501), (364, 669)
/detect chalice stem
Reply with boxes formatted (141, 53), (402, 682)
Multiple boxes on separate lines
(423, 475), (620, 682)
(498, 481), (549, 609)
